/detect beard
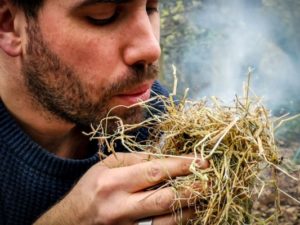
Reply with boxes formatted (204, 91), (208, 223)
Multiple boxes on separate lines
(22, 19), (159, 131)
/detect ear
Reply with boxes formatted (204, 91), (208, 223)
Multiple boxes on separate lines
(0, 1), (22, 57)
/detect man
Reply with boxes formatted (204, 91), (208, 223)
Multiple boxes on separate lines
(0, 1), (208, 224)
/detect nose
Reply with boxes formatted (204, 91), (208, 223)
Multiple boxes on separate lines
(122, 11), (161, 66)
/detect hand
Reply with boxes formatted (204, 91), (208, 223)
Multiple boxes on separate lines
(34, 153), (209, 225)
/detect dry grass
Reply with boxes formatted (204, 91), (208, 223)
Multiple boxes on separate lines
(86, 72), (287, 225)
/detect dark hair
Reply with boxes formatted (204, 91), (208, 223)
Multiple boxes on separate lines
(10, 0), (44, 18)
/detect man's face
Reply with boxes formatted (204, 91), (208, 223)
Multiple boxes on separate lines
(22, 0), (161, 128)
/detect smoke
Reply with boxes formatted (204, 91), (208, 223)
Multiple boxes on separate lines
(180, 0), (300, 115)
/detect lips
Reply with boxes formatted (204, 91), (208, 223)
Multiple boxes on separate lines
(114, 83), (153, 105)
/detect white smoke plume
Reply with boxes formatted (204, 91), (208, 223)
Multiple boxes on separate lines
(180, 0), (300, 115)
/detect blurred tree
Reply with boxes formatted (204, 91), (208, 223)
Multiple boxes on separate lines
(160, 0), (204, 95)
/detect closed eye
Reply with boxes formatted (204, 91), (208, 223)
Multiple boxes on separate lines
(86, 11), (120, 26)
(146, 0), (159, 16)
(81, 2), (120, 26)
(146, 6), (159, 15)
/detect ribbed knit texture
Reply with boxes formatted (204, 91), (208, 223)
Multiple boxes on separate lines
(0, 81), (169, 225)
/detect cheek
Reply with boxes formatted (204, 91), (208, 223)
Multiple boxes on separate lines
(38, 10), (124, 92)
(44, 30), (121, 91)
(59, 37), (119, 77)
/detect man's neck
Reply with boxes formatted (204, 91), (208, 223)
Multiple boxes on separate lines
(1, 97), (91, 159)
(21, 124), (91, 159)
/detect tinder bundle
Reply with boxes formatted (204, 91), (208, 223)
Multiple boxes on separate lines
(89, 89), (282, 225)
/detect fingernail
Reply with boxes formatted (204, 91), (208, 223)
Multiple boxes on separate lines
(195, 159), (209, 168)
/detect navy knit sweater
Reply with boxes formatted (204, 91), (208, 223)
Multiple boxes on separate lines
(0, 81), (168, 225)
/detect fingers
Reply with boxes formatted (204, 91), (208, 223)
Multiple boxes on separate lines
(99, 153), (209, 170)
(99, 152), (151, 168)
(127, 184), (203, 219)
(90, 153), (208, 224)
(116, 156), (208, 192)
(135, 208), (195, 225)
(129, 187), (180, 218)
(153, 208), (195, 225)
